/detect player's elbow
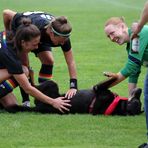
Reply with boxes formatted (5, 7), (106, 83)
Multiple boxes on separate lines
(3, 9), (11, 17)
(3, 9), (16, 20)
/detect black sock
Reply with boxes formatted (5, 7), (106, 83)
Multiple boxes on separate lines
(38, 64), (53, 83)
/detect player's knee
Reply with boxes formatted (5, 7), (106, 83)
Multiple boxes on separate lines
(50, 58), (54, 65)
(39, 53), (54, 65)
(42, 58), (54, 65)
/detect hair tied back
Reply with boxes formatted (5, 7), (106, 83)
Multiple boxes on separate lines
(20, 18), (32, 27)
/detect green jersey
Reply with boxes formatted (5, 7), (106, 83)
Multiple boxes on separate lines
(121, 26), (148, 83)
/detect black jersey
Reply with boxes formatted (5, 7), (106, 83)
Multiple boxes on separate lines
(11, 11), (71, 54)
(11, 11), (54, 31)
(0, 32), (23, 74)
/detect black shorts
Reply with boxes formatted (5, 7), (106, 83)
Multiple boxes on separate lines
(31, 43), (52, 57)
(0, 46), (23, 74)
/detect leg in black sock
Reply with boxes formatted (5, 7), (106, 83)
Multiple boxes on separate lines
(38, 64), (53, 83)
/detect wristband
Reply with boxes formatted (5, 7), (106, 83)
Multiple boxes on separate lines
(70, 79), (77, 89)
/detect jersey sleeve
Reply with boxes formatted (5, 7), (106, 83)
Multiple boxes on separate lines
(120, 27), (148, 77)
(0, 46), (23, 74)
(128, 69), (141, 83)
(39, 42), (52, 51)
(11, 12), (54, 32)
(23, 12), (54, 30)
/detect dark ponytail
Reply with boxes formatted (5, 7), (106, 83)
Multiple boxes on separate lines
(19, 17), (32, 26)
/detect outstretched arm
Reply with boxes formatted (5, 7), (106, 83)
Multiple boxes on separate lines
(3, 9), (16, 31)
(64, 49), (77, 99)
(103, 72), (126, 87)
(132, 1), (148, 34)
(13, 73), (71, 113)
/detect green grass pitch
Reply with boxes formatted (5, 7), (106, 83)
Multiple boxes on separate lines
(0, 0), (147, 147)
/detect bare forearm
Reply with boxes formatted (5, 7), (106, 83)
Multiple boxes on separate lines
(109, 72), (126, 87)
(64, 50), (77, 79)
(139, 1), (148, 28)
(24, 86), (54, 105)
(128, 83), (137, 98)
(68, 62), (77, 79)
(14, 74), (54, 105)
(13, 73), (70, 112)
(3, 13), (11, 31)
(3, 9), (16, 31)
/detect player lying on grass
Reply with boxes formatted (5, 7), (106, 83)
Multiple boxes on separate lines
(2, 77), (143, 116)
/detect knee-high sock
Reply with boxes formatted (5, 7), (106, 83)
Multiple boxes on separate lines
(19, 77), (33, 103)
(0, 77), (18, 98)
(19, 87), (30, 103)
(38, 64), (53, 83)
